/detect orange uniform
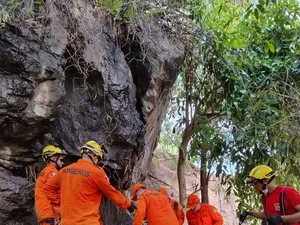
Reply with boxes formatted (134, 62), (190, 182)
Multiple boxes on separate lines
(186, 204), (223, 225)
(35, 164), (58, 224)
(169, 198), (185, 225)
(133, 189), (179, 225)
(44, 159), (131, 225)
(157, 187), (184, 225)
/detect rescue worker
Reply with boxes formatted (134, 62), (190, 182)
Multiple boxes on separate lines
(35, 145), (67, 225)
(132, 183), (179, 225)
(239, 165), (300, 225)
(186, 194), (223, 225)
(158, 187), (185, 225)
(44, 140), (136, 225)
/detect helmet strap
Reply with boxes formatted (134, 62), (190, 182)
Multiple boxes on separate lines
(260, 176), (275, 195)
(45, 157), (51, 163)
(261, 183), (268, 195)
(50, 155), (61, 169)
(83, 149), (101, 166)
(85, 151), (98, 166)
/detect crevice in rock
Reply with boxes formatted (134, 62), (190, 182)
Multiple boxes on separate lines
(9, 166), (35, 180)
(118, 26), (152, 124)
(63, 44), (105, 107)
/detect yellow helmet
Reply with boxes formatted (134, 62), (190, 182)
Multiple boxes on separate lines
(80, 140), (103, 159)
(247, 165), (275, 183)
(42, 145), (67, 161)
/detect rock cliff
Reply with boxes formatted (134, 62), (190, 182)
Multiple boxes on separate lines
(0, 0), (184, 224)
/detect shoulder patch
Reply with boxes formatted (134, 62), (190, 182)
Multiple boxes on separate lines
(49, 172), (56, 177)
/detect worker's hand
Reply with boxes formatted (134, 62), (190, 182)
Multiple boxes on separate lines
(127, 201), (137, 213)
(239, 211), (249, 223)
(265, 215), (283, 225)
(41, 218), (55, 225)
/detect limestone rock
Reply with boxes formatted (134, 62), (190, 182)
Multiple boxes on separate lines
(0, 0), (184, 223)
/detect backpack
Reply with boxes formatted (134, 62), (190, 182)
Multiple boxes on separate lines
(279, 187), (288, 225)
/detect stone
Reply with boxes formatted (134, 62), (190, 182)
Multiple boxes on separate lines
(0, 169), (36, 225)
(0, 0), (184, 223)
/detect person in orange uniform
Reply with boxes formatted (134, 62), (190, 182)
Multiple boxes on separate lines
(158, 187), (185, 225)
(132, 183), (179, 225)
(35, 145), (67, 225)
(186, 194), (223, 225)
(44, 140), (136, 225)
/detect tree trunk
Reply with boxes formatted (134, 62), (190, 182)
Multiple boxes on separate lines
(177, 114), (200, 206)
(200, 149), (209, 204)
(177, 52), (199, 207)
(177, 145), (187, 206)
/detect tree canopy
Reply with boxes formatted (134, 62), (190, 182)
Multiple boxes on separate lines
(159, 0), (300, 217)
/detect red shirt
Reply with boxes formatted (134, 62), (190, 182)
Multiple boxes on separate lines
(262, 186), (300, 225)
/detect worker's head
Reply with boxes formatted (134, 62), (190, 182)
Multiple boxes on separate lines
(132, 183), (146, 201)
(187, 194), (201, 212)
(42, 145), (67, 169)
(247, 165), (275, 195)
(158, 187), (168, 195)
(80, 140), (103, 166)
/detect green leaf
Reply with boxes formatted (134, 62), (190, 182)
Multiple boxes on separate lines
(257, 4), (265, 13)
(264, 42), (270, 53)
(254, 8), (259, 20)
(268, 42), (275, 53)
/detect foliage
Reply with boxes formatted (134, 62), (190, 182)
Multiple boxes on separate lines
(158, 121), (182, 155)
(0, 0), (37, 27)
(194, 0), (300, 217)
(160, 0), (300, 219)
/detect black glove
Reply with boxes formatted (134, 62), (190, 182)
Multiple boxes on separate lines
(262, 217), (268, 225)
(239, 211), (249, 223)
(127, 201), (137, 213)
(41, 218), (55, 225)
(265, 215), (283, 225)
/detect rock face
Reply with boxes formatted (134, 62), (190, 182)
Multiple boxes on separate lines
(0, 169), (36, 225)
(0, 0), (184, 224)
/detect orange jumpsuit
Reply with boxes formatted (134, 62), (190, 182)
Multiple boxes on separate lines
(44, 159), (131, 225)
(169, 198), (185, 225)
(133, 190), (179, 225)
(35, 164), (58, 224)
(186, 204), (223, 225)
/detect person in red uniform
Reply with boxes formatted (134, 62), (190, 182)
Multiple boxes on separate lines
(35, 145), (67, 225)
(158, 187), (185, 225)
(186, 194), (223, 225)
(239, 165), (300, 225)
(132, 183), (179, 225)
(44, 140), (136, 225)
